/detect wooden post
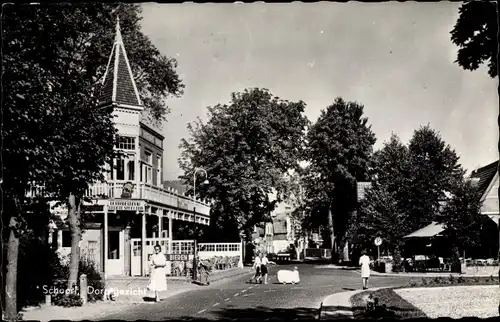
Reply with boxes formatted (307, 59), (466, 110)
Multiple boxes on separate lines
(158, 210), (163, 238)
(141, 212), (146, 276)
(168, 215), (173, 253)
(104, 205), (109, 280)
(79, 274), (88, 305)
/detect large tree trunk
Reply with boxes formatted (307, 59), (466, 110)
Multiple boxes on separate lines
(450, 245), (461, 274)
(393, 244), (402, 271)
(327, 207), (336, 263)
(66, 193), (81, 290)
(5, 216), (20, 321)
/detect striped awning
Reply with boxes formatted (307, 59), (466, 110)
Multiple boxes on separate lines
(403, 222), (446, 238)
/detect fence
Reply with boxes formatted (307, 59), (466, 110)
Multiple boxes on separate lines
(130, 240), (243, 277)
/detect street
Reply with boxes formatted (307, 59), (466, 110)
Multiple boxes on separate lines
(98, 263), (414, 320)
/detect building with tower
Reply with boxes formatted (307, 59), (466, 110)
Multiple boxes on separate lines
(47, 19), (211, 278)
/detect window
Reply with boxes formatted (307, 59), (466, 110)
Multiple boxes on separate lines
(107, 161), (114, 180)
(87, 241), (97, 262)
(62, 231), (71, 247)
(156, 155), (162, 185)
(146, 166), (152, 184)
(116, 159), (125, 180)
(145, 150), (152, 165)
(127, 155), (135, 180)
(115, 136), (135, 150)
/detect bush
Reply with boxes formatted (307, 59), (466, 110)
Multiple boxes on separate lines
(51, 256), (104, 307)
(79, 257), (105, 303)
(15, 234), (66, 309)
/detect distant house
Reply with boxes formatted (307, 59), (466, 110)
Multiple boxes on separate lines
(250, 201), (323, 255)
(470, 160), (499, 224)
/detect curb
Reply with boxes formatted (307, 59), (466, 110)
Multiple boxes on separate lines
(318, 287), (386, 320)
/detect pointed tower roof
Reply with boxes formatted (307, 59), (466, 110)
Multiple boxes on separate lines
(98, 18), (143, 109)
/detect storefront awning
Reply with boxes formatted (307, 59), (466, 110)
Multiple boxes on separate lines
(403, 221), (446, 238)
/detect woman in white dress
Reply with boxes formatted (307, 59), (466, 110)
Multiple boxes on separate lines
(148, 245), (167, 302)
(358, 249), (371, 290)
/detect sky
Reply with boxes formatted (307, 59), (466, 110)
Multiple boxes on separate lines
(139, 2), (498, 181)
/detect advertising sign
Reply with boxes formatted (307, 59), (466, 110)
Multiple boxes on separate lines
(108, 200), (145, 212)
(166, 254), (189, 261)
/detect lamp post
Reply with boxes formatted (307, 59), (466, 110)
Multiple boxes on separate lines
(192, 167), (208, 281)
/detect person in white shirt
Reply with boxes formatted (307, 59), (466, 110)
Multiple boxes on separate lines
(250, 254), (262, 283)
(358, 249), (371, 290)
(260, 253), (276, 284)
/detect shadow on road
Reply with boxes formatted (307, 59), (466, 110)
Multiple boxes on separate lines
(168, 306), (320, 321)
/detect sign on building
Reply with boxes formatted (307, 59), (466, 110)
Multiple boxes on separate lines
(177, 199), (190, 210)
(166, 254), (189, 261)
(108, 200), (146, 212)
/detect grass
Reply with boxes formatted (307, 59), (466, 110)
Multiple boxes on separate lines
(350, 275), (499, 319)
(351, 288), (427, 319)
(405, 275), (498, 288)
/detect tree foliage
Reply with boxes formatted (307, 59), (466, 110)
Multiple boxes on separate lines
(450, 1), (498, 78)
(3, 3), (183, 317)
(348, 134), (410, 261)
(303, 97), (376, 259)
(437, 179), (483, 252)
(179, 88), (309, 237)
(348, 127), (465, 266)
(405, 125), (464, 231)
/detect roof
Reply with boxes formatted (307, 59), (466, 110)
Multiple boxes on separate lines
(487, 214), (500, 226)
(470, 160), (498, 198)
(272, 219), (287, 235)
(403, 221), (446, 238)
(98, 18), (143, 109)
(357, 182), (372, 202)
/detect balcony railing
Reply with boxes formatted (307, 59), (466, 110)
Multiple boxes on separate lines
(26, 181), (211, 218)
(85, 182), (211, 217)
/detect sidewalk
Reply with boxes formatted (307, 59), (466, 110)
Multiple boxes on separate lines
(21, 267), (253, 321)
(319, 287), (383, 320)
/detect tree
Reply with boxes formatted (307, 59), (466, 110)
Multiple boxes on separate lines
(303, 97), (376, 262)
(437, 179), (483, 273)
(2, 3), (183, 318)
(347, 134), (411, 265)
(405, 125), (464, 232)
(179, 88), (309, 238)
(450, 1), (498, 78)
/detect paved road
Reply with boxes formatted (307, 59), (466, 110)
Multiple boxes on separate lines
(98, 263), (414, 320)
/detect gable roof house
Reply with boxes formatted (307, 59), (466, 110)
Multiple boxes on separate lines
(404, 160), (500, 240)
(470, 160), (499, 224)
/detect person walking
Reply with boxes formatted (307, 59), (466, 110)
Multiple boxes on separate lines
(260, 253), (275, 284)
(250, 254), (262, 283)
(147, 245), (168, 302)
(359, 249), (371, 290)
